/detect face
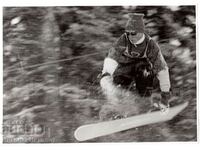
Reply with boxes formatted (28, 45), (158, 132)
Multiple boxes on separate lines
(125, 30), (143, 44)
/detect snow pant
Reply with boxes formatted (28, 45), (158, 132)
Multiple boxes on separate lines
(112, 59), (159, 97)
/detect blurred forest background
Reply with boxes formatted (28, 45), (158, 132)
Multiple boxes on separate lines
(3, 6), (196, 142)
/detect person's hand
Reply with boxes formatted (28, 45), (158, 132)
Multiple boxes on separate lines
(151, 92), (171, 112)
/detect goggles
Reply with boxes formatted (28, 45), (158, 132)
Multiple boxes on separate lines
(125, 31), (137, 36)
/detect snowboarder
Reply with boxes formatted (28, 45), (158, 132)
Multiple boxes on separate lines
(100, 13), (171, 110)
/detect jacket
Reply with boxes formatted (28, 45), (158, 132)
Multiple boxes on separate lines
(102, 33), (171, 92)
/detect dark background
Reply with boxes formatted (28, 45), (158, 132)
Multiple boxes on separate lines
(3, 6), (196, 142)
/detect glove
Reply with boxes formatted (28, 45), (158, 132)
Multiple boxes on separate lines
(161, 91), (171, 107)
(151, 92), (171, 111)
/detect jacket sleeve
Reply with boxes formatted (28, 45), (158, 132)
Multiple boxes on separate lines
(107, 34), (131, 63)
(148, 41), (171, 92)
(101, 35), (125, 76)
(102, 57), (118, 76)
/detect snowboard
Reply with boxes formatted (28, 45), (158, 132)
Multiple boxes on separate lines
(74, 101), (188, 141)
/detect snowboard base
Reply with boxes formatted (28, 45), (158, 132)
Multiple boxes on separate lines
(74, 101), (188, 141)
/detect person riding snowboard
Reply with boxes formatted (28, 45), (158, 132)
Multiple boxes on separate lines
(100, 13), (171, 110)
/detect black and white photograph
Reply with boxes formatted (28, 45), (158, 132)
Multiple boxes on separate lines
(2, 5), (197, 143)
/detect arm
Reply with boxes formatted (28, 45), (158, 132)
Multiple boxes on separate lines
(100, 35), (126, 90)
(148, 41), (171, 107)
(156, 52), (171, 92)
(149, 41), (171, 92)
(100, 57), (118, 91)
(101, 34), (126, 77)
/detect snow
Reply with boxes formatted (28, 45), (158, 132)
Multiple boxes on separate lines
(147, 9), (158, 16)
(172, 48), (194, 65)
(167, 6), (180, 11)
(4, 45), (13, 51)
(9, 57), (17, 62)
(177, 27), (193, 37)
(186, 15), (195, 24)
(169, 39), (181, 46)
(11, 17), (21, 25)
